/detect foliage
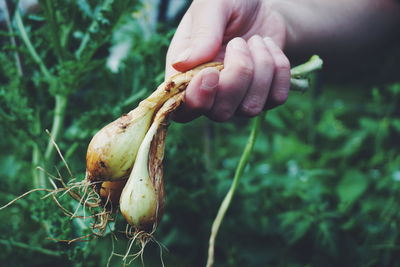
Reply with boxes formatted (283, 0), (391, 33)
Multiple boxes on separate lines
(1, 1), (399, 267)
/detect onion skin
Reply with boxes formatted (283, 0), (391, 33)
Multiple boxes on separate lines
(85, 62), (223, 183)
(119, 93), (184, 231)
(86, 110), (153, 182)
(99, 180), (127, 204)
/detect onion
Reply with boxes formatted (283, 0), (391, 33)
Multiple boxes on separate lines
(85, 62), (223, 183)
(83, 57), (322, 231)
(119, 92), (183, 231)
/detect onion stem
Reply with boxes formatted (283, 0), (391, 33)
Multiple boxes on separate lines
(206, 115), (261, 267)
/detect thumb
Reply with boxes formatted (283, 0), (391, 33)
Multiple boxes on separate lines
(172, 0), (229, 72)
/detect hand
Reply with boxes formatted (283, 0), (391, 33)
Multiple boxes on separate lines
(166, 0), (291, 122)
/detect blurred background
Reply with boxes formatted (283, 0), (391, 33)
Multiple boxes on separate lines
(0, 1), (399, 266)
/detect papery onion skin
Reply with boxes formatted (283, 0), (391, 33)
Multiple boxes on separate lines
(86, 110), (153, 182)
(85, 63), (223, 184)
(99, 180), (127, 205)
(119, 93), (184, 231)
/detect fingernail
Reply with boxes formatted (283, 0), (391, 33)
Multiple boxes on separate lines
(230, 38), (247, 52)
(201, 69), (219, 90)
(173, 48), (191, 64)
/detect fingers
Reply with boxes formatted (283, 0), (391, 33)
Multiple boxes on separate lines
(207, 38), (254, 122)
(263, 37), (291, 109)
(167, 0), (229, 75)
(238, 36), (291, 113)
(236, 35), (274, 116)
(173, 67), (220, 123)
(173, 36), (291, 123)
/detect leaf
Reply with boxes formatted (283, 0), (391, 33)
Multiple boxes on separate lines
(317, 110), (348, 139)
(337, 170), (369, 209)
(336, 130), (368, 157)
(279, 211), (313, 244)
(391, 119), (400, 132)
(272, 134), (314, 162)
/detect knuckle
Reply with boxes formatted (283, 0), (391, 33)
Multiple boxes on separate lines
(209, 107), (233, 122)
(240, 103), (263, 117)
(235, 60), (254, 79)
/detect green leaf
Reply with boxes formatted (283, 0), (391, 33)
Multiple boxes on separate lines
(317, 110), (348, 139)
(337, 170), (369, 209)
(279, 211), (313, 243)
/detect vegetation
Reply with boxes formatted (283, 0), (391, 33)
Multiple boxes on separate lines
(0, 1), (399, 266)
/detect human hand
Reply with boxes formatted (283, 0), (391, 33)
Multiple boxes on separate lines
(166, 0), (291, 122)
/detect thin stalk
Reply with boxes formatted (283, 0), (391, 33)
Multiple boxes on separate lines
(32, 144), (46, 188)
(16, 8), (69, 180)
(32, 110), (45, 188)
(75, 30), (90, 60)
(206, 115), (261, 267)
(45, 95), (68, 162)
(204, 55), (322, 267)
(290, 55), (323, 77)
(14, 10), (53, 80)
(0, 239), (61, 257)
(4, 0), (23, 76)
(289, 55), (323, 92)
(42, 0), (64, 62)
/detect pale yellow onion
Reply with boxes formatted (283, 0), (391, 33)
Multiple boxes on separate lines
(119, 93), (184, 230)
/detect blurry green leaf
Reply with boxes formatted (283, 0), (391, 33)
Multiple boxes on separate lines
(337, 170), (368, 208)
(272, 134), (314, 162)
(266, 112), (286, 129)
(279, 211), (313, 244)
(317, 111), (348, 138)
(0, 156), (22, 180)
(391, 119), (400, 132)
(359, 117), (379, 133)
(336, 130), (368, 157)
(317, 221), (336, 254)
(389, 83), (400, 95)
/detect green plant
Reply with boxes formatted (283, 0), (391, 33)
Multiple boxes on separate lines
(0, 1), (399, 266)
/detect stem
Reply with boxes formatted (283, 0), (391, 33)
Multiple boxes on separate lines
(4, 1), (23, 76)
(0, 239), (61, 257)
(206, 116), (261, 267)
(32, 110), (46, 188)
(14, 10), (53, 81)
(32, 144), (46, 188)
(290, 78), (309, 93)
(289, 55), (323, 92)
(42, 0), (64, 62)
(45, 95), (68, 162)
(75, 31), (90, 60)
(290, 55), (323, 77)
(204, 55), (322, 266)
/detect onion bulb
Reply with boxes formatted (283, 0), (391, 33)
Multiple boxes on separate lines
(85, 62), (223, 183)
(119, 92), (183, 230)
